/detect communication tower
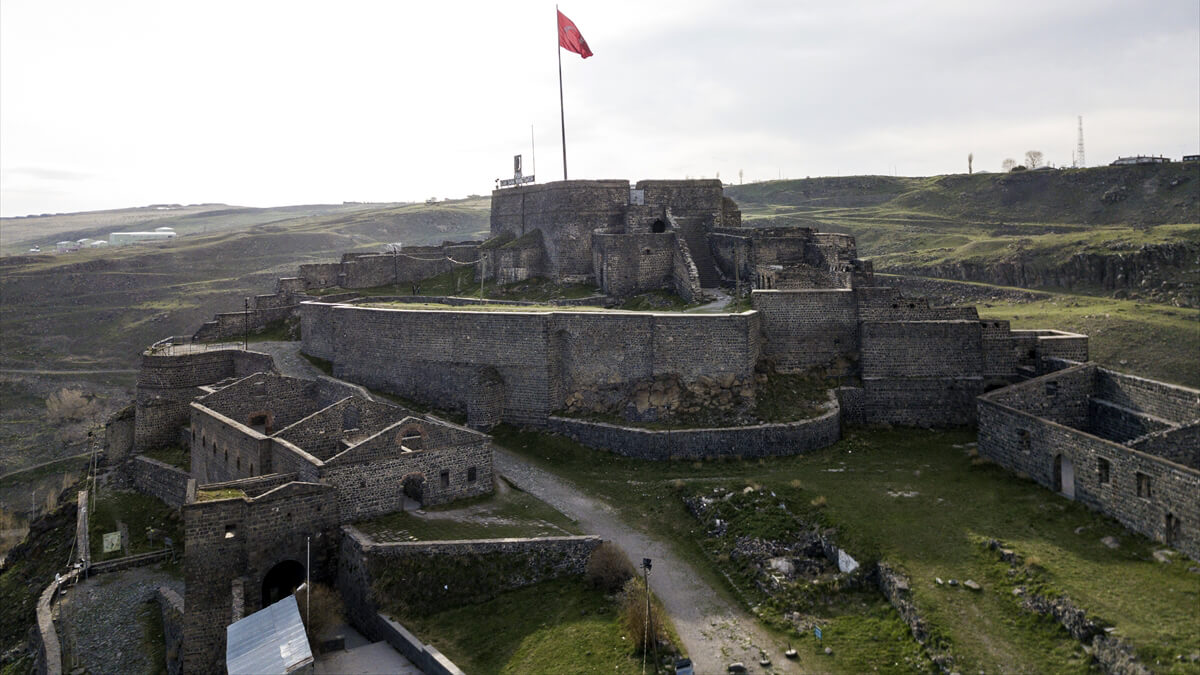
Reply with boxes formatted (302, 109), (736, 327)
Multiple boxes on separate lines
(1075, 116), (1086, 168)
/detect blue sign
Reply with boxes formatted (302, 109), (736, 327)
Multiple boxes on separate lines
(814, 626), (823, 640)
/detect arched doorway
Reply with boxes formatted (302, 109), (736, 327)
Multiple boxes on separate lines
(651, 219), (666, 233)
(401, 472), (426, 506)
(1053, 454), (1075, 500)
(261, 559), (305, 608)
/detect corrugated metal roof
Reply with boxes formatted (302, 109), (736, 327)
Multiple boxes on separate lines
(226, 594), (314, 675)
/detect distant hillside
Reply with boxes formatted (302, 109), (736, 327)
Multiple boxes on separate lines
(727, 164), (1200, 308)
(727, 163), (1200, 226)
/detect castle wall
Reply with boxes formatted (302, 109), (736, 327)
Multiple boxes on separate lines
(547, 401), (839, 460)
(128, 456), (190, 508)
(637, 179), (725, 285)
(592, 232), (675, 297)
(338, 525), (601, 624)
(979, 378), (1200, 561)
(134, 348), (274, 452)
(196, 373), (326, 431)
(190, 405), (272, 483)
(752, 290), (858, 372)
(322, 439), (493, 518)
(182, 483), (340, 674)
(861, 321), (983, 378)
(670, 227), (704, 303)
(1129, 423), (1200, 470)
(491, 180), (629, 279)
(303, 302), (759, 426)
(1094, 369), (1200, 423)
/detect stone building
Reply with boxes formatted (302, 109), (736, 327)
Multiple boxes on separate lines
(170, 369), (493, 672)
(978, 362), (1200, 559)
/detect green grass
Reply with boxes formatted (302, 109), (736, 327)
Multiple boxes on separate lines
(140, 445), (189, 470)
(87, 489), (182, 561)
(490, 425), (1200, 673)
(194, 488), (245, 503)
(975, 294), (1199, 388)
(300, 352), (334, 376)
(617, 290), (696, 312)
(355, 480), (580, 541)
(754, 372), (833, 423)
(393, 578), (644, 675)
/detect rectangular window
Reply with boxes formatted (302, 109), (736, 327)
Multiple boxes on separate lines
(1098, 458), (1111, 485)
(440, 470), (450, 488)
(224, 524), (237, 539)
(467, 467), (477, 483)
(1136, 472), (1152, 499)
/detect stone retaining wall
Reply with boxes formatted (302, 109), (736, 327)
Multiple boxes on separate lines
(128, 456), (189, 507)
(155, 587), (185, 675)
(546, 397), (841, 460)
(338, 525), (601, 621)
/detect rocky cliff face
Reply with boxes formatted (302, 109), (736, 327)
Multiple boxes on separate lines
(882, 241), (1199, 308)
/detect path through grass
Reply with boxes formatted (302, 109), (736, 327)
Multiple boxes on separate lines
(492, 425), (1200, 673)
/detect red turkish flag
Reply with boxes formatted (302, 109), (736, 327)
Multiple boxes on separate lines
(558, 10), (593, 59)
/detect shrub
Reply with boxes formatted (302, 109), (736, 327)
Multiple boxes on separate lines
(585, 541), (635, 594)
(299, 583), (344, 651)
(618, 576), (666, 652)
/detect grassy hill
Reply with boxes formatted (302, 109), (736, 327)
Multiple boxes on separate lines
(0, 198), (489, 475)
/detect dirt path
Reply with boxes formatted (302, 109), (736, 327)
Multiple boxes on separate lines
(494, 447), (799, 674)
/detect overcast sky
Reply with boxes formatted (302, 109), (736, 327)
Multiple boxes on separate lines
(2, 0), (1197, 217)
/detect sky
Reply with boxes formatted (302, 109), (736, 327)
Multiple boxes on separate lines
(1, 0), (1197, 217)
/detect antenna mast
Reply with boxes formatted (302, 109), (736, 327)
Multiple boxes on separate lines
(1075, 116), (1086, 168)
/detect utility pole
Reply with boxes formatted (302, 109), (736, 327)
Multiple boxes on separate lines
(642, 558), (657, 673)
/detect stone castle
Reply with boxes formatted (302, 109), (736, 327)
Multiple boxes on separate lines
(103, 178), (1196, 673)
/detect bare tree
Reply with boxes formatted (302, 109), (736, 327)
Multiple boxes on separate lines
(968, 153), (974, 174)
(1024, 150), (1044, 169)
(1002, 158), (1017, 172)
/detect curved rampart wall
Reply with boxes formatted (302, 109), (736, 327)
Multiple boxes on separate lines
(135, 348), (276, 451)
(546, 400), (841, 460)
(300, 302), (759, 426)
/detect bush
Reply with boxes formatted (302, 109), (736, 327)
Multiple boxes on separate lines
(585, 541), (635, 594)
(618, 576), (666, 652)
(299, 583), (344, 651)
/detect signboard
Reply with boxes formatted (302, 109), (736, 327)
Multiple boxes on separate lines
(497, 153), (534, 187)
(102, 531), (121, 553)
(814, 626), (823, 640)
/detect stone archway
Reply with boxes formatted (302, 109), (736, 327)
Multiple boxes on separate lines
(261, 559), (305, 608)
(401, 472), (426, 506)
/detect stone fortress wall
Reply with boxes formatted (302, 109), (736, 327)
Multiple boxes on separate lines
(978, 361), (1200, 559)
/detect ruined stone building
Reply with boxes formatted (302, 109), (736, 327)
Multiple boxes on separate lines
(979, 362), (1200, 559)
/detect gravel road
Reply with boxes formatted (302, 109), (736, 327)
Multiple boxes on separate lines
(495, 448), (799, 674)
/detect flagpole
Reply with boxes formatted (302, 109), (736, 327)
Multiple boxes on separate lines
(557, 6), (568, 180)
